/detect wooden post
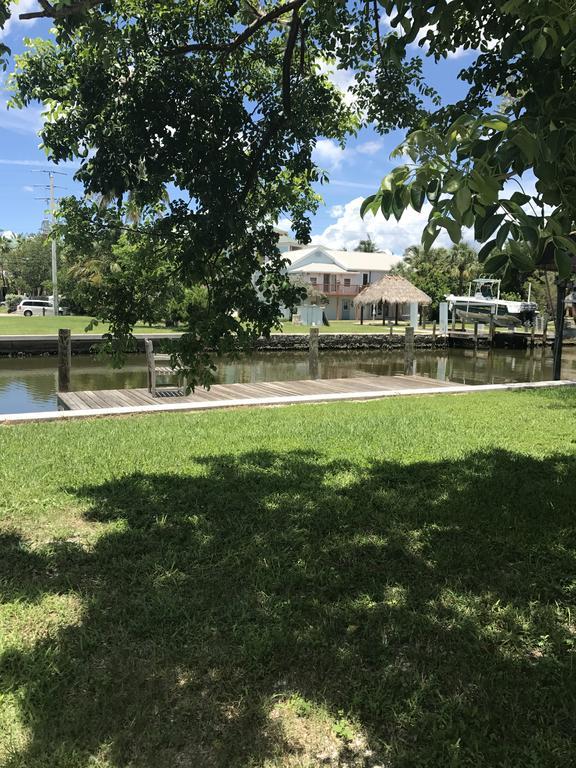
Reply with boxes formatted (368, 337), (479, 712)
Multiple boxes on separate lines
(360, 305), (364, 325)
(451, 306), (456, 331)
(389, 323), (393, 338)
(553, 281), (567, 381)
(489, 314), (495, 348)
(395, 303), (399, 325)
(460, 318), (465, 331)
(542, 318), (548, 347)
(473, 321), (479, 350)
(57, 328), (71, 393)
(404, 325), (415, 375)
(530, 322), (536, 349)
(145, 338), (157, 396)
(432, 321), (437, 348)
(309, 326), (319, 380)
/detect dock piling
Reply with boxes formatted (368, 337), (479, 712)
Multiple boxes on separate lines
(58, 329), (71, 393)
(309, 326), (319, 379)
(404, 326), (415, 374)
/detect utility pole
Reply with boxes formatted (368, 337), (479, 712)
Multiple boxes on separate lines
(49, 172), (58, 315)
(33, 169), (66, 316)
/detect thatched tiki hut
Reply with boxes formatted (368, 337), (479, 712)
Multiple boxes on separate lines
(354, 275), (432, 325)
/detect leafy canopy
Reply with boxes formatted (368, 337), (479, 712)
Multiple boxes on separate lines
(2, 0), (576, 381)
(362, 0), (576, 284)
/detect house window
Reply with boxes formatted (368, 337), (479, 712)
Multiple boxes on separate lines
(362, 273), (369, 285)
(344, 278), (351, 287)
(309, 277), (317, 285)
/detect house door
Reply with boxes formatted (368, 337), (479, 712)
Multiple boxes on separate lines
(341, 301), (351, 320)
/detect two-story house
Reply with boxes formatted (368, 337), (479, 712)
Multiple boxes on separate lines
(283, 242), (401, 321)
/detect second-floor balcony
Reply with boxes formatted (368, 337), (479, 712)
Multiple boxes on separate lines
(307, 280), (367, 296)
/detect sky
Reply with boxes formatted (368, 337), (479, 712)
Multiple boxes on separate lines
(1, 3), (477, 256)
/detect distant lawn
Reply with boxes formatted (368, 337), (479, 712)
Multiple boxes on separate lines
(0, 315), (177, 336)
(1, 387), (575, 767)
(279, 320), (407, 334)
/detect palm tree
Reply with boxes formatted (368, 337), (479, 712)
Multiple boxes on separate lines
(356, 236), (379, 252)
(442, 243), (480, 294)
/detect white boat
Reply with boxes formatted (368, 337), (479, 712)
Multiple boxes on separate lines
(446, 279), (538, 327)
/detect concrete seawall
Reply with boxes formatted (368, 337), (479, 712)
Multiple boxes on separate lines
(0, 331), (452, 357)
(1, 329), (543, 357)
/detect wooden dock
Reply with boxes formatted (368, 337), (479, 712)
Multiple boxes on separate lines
(58, 374), (456, 412)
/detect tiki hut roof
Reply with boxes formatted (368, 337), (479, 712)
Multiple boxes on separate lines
(354, 275), (432, 306)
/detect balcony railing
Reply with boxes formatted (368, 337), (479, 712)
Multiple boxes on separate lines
(308, 282), (366, 296)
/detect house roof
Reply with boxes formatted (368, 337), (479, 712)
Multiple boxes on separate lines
(285, 245), (400, 273)
(354, 275), (432, 306)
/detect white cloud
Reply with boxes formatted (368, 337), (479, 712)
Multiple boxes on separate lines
(356, 140), (384, 156)
(276, 217), (293, 232)
(312, 196), (455, 255)
(22, 184), (34, 192)
(0, 1), (39, 41)
(0, 96), (43, 135)
(312, 138), (347, 171)
(316, 59), (357, 107)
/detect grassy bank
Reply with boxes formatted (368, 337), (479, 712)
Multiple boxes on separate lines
(1, 388), (575, 767)
(0, 315), (176, 336)
(0, 317), (394, 336)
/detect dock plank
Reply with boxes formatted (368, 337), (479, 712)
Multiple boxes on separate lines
(59, 374), (464, 413)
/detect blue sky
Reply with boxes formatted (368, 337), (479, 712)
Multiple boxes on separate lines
(1, 4), (477, 255)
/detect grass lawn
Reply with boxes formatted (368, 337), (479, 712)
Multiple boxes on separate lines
(0, 315), (177, 336)
(1, 388), (575, 767)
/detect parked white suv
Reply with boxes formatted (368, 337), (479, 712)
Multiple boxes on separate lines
(16, 298), (63, 317)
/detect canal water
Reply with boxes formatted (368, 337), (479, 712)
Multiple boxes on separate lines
(1, 347), (575, 415)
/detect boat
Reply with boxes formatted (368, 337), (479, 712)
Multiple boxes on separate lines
(446, 279), (538, 327)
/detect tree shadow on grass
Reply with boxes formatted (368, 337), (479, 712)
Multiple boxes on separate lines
(1, 449), (575, 767)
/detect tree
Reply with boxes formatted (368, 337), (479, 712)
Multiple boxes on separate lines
(361, 2), (576, 283)
(356, 237), (379, 252)
(5, 0), (369, 386)
(4, 1), (576, 380)
(3, 235), (51, 296)
(394, 243), (480, 317)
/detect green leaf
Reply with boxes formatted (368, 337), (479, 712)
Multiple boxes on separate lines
(439, 216), (461, 244)
(360, 195), (380, 218)
(509, 247), (535, 272)
(561, 39), (576, 66)
(482, 213), (505, 241)
(421, 222), (439, 252)
(483, 252), (509, 273)
(426, 178), (441, 204)
(554, 235), (576, 258)
(478, 238), (497, 262)
(410, 186), (425, 212)
(455, 184), (472, 215)
(554, 248), (574, 279)
(482, 118), (508, 132)
(533, 34), (547, 59)
(509, 191), (532, 206)
(496, 222), (510, 249)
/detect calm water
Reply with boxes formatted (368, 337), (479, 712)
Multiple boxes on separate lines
(1, 347), (575, 414)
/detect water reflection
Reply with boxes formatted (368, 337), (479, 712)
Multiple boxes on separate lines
(1, 346), (575, 414)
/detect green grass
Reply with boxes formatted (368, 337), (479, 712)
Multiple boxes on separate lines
(1, 388), (575, 767)
(279, 320), (404, 334)
(0, 315), (177, 336)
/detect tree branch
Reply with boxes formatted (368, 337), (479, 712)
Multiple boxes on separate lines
(19, 0), (102, 20)
(239, 5), (301, 202)
(282, 7), (300, 115)
(373, 0), (383, 58)
(166, 0), (305, 56)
